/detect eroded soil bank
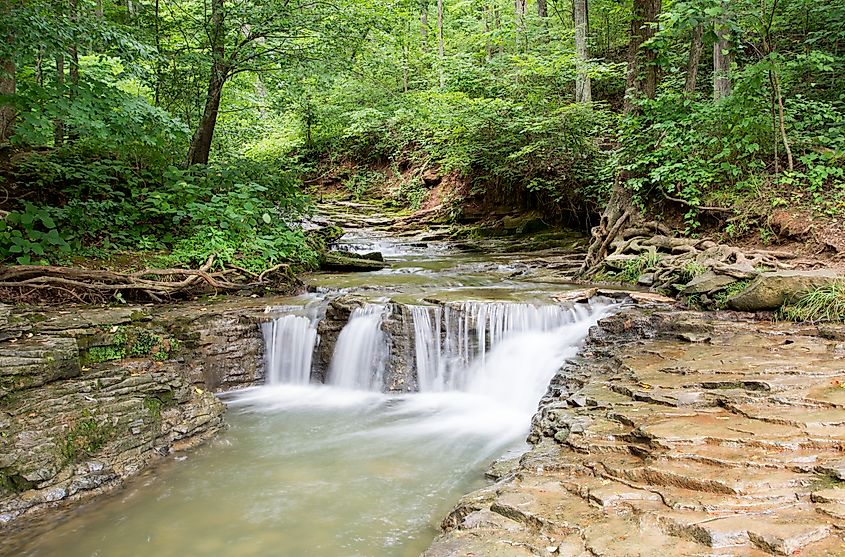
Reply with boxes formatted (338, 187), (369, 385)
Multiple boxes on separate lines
(425, 302), (845, 556)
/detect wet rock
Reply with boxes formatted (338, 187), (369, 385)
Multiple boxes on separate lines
(727, 269), (841, 311)
(0, 299), (268, 526)
(426, 308), (845, 557)
(381, 304), (417, 393)
(320, 250), (389, 272)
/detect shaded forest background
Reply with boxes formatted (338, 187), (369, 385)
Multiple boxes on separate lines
(0, 0), (843, 275)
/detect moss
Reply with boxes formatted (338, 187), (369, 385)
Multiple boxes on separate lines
(713, 280), (752, 309)
(144, 391), (177, 430)
(60, 415), (115, 464)
(128, 330), (161, 357)
(0, 468), (36, 494)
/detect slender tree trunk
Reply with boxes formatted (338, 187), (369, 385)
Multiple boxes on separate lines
(154, 0), (162, 106)
(187, 0), (227, 166)
(537, 0), (547, 17)
(582, 0), (662, 276)
(69, 0), (79, 90)
(437, 0), (444, 87)
(574, 0), (591, 103)
(420, 0), (429, 51)
(713, 6), (732, 99)
(0, 34), (15, 143)
(54, 54), (65, 147)
(684, 24), (703, 95)
(484, 1), (493, 60)
(623, 0), (661, 113)
(772, 70), (793, 171)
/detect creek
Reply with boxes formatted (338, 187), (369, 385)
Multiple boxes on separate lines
(17, 230), (611, 557)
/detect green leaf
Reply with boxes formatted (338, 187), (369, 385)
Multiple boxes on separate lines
(262, 213), (272, 224)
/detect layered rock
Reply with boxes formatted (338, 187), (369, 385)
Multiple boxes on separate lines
(425, 308), (845, 557)
(0, 300), (267, 525)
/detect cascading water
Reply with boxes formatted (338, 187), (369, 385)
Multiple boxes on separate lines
(410, 301), (604, 404)
(262, 314), (318, 385)
(327, 305), (389, 390)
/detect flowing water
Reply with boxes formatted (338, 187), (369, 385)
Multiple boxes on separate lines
(14, 225), (613, 557)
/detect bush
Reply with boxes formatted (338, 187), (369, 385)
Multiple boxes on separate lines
(1, 148), (317, 272)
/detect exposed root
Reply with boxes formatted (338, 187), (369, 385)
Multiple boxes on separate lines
(0, 256), (298, 303)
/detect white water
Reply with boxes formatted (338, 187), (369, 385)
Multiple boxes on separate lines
(328, 305), (389, 390)
(411, 302), (603, 398)
(262, 314), (318, 385)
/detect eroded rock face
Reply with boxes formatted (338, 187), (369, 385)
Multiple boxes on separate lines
(425, 308), (845, 557)
(0, 300), (266, 526)
(312, 296), (417, 391)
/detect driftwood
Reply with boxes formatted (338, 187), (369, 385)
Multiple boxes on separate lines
(0, 256), (295, 303)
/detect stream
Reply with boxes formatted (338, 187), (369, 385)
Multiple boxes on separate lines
(16, 227), (611, 557)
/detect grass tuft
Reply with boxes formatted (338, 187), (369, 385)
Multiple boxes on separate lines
(779, 281), (845, 323)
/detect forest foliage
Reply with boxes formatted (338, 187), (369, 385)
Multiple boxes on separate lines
(0, 0), (843, 271)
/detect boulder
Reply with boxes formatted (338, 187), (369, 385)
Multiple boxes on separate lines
(682, 271), (738, 295)
(727, 270), (842, 312)
(320, 251), (389, 272)
(359, 251), (385, 262)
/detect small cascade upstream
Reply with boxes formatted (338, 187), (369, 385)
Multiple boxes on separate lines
(262, 314), (318, 385)
(327, 305), (389, 390)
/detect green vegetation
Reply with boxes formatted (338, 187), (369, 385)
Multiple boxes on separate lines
(60, 414), (115, 463)
(780, 282), (845, 323)
(713, 280), (752, 309)
(84, 327), (181, 363)
(0, 0), (842, 285)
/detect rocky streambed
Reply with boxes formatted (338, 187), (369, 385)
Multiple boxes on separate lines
(426, 303), (845, 556)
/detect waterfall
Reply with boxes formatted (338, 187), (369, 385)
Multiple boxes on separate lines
(328, 305), (389, 391)
(262, 315), (318, 385)
(410, 302), (606, 406)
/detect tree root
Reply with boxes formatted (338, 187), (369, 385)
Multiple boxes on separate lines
(0, 256), (297, 304)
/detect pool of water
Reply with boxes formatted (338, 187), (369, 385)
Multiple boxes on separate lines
(16, 384), (537, 557)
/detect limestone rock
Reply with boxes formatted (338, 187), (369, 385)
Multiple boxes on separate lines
(728, 269), (841, 311)
(682, 270), (738, 295)
(320, 250), (389, 272)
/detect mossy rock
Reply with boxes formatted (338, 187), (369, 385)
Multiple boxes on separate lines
(320, 251), (389, 272)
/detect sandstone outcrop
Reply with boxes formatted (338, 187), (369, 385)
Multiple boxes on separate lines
(0, 300), (267, 525)
(425, 308), (845, 557)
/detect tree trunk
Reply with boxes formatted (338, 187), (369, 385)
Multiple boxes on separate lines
(574, 0), (591, 103)
(623, 0), (661, 113)
(537, 0), (547, 17)
(420, 0), (429, 51)
(713, 14), (732, 100)
(581, 0), (662, 276)
(437, 0), (444, 88)
(684, 24), (703, 94)
(54, 54), (65, 147)
(187, 0), (227, 166)
(0, 35), (15, 143)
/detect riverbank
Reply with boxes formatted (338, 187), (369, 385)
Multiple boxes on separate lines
(425, 302), (845, 556)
